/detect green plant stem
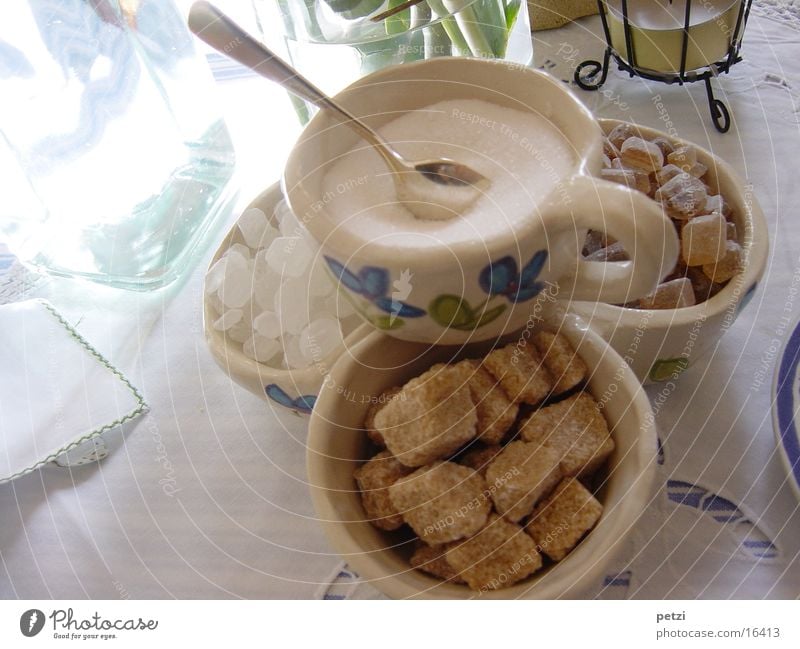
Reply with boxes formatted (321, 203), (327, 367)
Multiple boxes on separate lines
(424, 18), (452, 57)
(452, 0), (508, 58)
(426, 0), (472, 55)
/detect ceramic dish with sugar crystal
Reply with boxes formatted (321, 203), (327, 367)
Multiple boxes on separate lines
(566, 118), (768, 384)
(203, 183), (370, 415)
(307, 305), (657, 598)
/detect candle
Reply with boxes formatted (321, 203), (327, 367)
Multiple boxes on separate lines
(604, 0), (744, 73)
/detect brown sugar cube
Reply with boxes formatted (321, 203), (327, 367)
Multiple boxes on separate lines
(482, 343), (553, 405)
(638, 277), (696, 309)
(682, 213), (727, 266)
(702, 240), (742, 283)
(532, 331), (588, 396)
(526, 478), (603, 561)
(410, 543), (464, 583)
(374, 364), (477, 467)
(582, 229), (609, 256)
(667, 145), (697, 172)
(600, 167), (650, 194)
(363, 386), (402, 447)
(655, 173), (707, 219)
(456, 360), (518, 445)
(603, 138), (620, 160)
(620, 136), (664, 172)
(607, 123), (639, 149)
(726, 221), (738, 241)
(486, 441), (562, 522)
(354, 451), (414, 531)
(519, 393), (614, 478)
(584, 241), (630, 263)
(685, 266), (723, 303)
(688, 161), (708, 179)
(446, 514), (542, 591)
(654, 163), (684, 187)
(459, 444), (504, 477)
(389, 461), (491, 545)
(651, 136), (675, 157)
(705, 194), (732, 219)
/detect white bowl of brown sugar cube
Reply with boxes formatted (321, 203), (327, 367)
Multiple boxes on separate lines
(568, 119), (768, 383)
(307, 306), (657, 598)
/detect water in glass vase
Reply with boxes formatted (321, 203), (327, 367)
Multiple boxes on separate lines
(0, 0), (236, 289)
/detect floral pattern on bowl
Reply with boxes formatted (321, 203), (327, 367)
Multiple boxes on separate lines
(265, 384), (317, 414)
(479, 250), (549, 303)
(325, 250), (550, 334)
(324, 257), (426, 331)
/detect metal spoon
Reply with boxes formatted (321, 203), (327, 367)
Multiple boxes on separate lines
(187, 1), (488, 220)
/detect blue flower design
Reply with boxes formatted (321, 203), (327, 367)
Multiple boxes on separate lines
(479, 250), (548, 303)
(324, 257), (426, 318)
(265, 384), (316, 414)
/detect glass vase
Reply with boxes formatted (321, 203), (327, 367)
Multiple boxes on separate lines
(253, 0), (533, 122)
(0, 0), (237, 290)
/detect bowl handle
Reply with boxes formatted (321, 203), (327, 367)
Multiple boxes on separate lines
(545, 175), (679, 305)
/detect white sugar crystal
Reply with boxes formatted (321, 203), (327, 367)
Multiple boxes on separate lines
(205, 256), (228, 295)
(228, 242), (251, 261)
(213, 308), (243, 332)
(243, 334), (281, 364)
(226, 317), (252, 344)
(308, 259), (335, 297)
(283, 335), (312, 370)
(251, 250), (280, 310)
(237, 208), (271, 249)
(275, 199), (301, 237)
(207, 291), (224, 316)
(300, 317), (342, 362)
(274, 277), (310, 335)
(219, 262), (251, 308)
(266, 236), (313, 278)
(253, 310), (282, 339)
(225, 246), (248, 269)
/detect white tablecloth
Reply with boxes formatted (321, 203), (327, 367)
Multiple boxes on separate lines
(2, 3), (799, 599)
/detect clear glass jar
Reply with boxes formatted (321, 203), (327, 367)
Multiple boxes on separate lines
(0, 0), (237, 290)
(254, 0), (533, 121)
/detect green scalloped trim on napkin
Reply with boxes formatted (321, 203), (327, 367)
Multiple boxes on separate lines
(0, 300), (148, 484)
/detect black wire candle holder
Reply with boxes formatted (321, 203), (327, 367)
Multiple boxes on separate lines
(574, 0), (754, 133)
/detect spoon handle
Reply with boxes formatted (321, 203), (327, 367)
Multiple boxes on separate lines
(188, 2), (393, 156)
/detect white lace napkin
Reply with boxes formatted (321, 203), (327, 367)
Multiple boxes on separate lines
(0, 299), (148, 483)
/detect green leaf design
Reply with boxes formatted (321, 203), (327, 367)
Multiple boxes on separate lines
(473, 304), (507, 329)
(648, 357), (690, 382)
(371, 314), (405, 330)
(429, 295), (507, 331)
(429, 294), (474, 329)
